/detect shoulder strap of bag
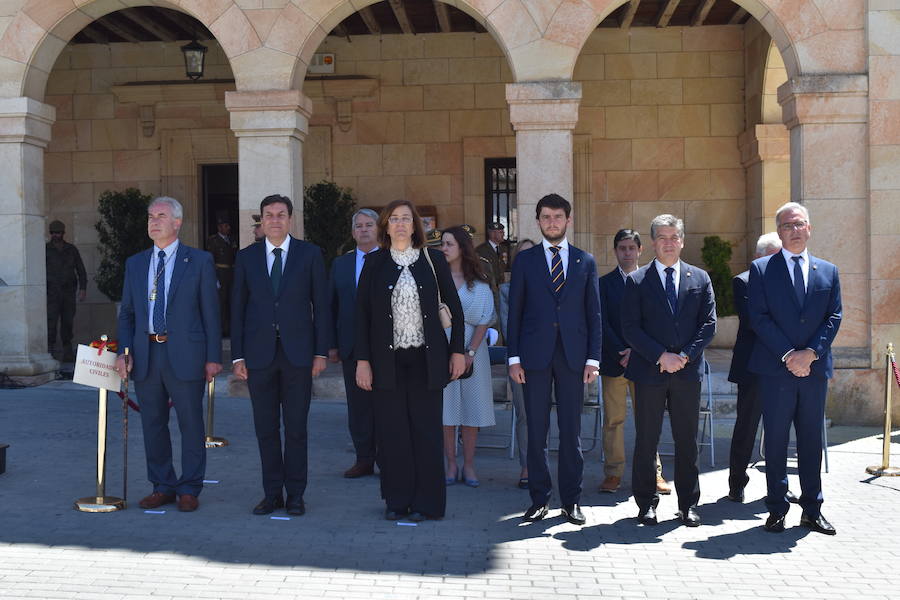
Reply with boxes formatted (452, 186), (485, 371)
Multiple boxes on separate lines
(421, 247), (444, 304)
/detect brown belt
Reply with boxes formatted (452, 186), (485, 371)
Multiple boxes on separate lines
(215, 264), (233, 269)
(149, 333), (168, 343)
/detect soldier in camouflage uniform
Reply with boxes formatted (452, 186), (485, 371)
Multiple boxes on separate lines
(206, 217), (237, 337)
(46, 220), (87, 362)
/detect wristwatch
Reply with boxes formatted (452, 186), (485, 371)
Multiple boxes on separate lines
(678, 351), (689, 361)
(465, 348), (476, 357)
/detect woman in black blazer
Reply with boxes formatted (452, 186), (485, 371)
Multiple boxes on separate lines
(355, 199), (465, 521)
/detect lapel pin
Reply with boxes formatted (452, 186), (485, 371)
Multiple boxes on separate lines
(576, 258), (581, 264)
(183, 257), (189, 262)
(686, 271), (691, 277)
(812, 264), (817, 270)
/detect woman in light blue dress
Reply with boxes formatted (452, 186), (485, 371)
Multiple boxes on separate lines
(441, 226), (496, 487)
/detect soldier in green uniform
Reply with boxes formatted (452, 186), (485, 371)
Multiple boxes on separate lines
(206, 216), (237, 337)
(45, 220), (87, 362)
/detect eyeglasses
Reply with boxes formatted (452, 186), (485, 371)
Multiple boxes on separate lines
(388, 216), (413, 225)
(778, 220), (808, 231)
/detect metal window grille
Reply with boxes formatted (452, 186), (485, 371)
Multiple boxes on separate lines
(484, 158), (517, 242)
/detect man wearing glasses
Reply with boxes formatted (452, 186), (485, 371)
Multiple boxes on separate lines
(747, 202), (842, 535)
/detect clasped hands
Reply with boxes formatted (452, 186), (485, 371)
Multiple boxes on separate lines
(785, 348), (816, 377)
(658, 351), (688, 374)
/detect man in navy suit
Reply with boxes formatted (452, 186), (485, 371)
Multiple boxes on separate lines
(115, 196), (222, 512)
(748, 202), (841, 535)
(507, 193), (602, 526)
(328, 208), (379, 478)
(598, 229), (668, 495)
(622, 214), (716, 527)
(231, 194), (330, 516)
(727, 232), (782, 502)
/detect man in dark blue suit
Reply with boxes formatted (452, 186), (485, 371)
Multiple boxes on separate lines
(727, 232), (782, 502)
(598, 229), (668, 495)
(328, 208), (379, 478)
(231, 194), (330, 516)
(622, 214), (716, 527)
(748, 202), (841, 535)
(116, 196), (222, 512)
(507, 193), (602, 526)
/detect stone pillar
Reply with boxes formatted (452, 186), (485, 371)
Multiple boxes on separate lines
(738, 123), (790, 255)
(506, 82), (581, 243)
(225, 90), (313, 247)
(778, 74), (872, 420)
(0, 97), (58, 383)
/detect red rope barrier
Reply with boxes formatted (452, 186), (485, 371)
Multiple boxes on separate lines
(891, 354), (900, 389)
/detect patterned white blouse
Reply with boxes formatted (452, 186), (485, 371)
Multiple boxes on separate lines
(389, 246), (425, 349)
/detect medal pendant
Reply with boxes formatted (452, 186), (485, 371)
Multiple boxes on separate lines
(149, 291), (157, 301)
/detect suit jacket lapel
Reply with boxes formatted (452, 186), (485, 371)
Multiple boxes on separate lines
(647, 259), (670, 311)
(167, 244), (189, 307)
(533, 246), (556, 296)
(771, 251), (802, 311)
(138, 249), (151, 318)
(558, 246), (582, 302)
(675, 260), (690, 316)
(804, 254), (822, 310)
(347, 251), (359, 300)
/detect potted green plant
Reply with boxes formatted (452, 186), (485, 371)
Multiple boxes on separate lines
(701, 235), (737, 348)
(94, 188), (153, 303)
(303, 180), (357, 269)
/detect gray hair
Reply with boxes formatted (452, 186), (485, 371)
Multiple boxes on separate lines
(149, 196), (183, 220)
(755, 232), (782, 257)
(774, 201), (809, 226)
(649, 214), (684, 240)
(352, 208), (378, 226)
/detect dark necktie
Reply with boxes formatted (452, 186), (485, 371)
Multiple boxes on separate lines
(271, 247), (283, 294)
(152, 250), (166, 333)
(665, 266), (677, 314)
(549, 246), (565, 294)
(791, 255), (805, 307)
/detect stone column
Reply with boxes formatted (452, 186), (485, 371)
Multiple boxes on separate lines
(0, 97), (58, 383)
(738, 123), (790, 254)
(225, 90), (313, 247)
(506, 82), (581, 243)
(778, 74), (871, 418)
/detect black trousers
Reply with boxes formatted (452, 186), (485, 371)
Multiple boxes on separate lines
(373, 347), (445, 517)
(133, 342), (206, 496)
(341, 354), (377, 462)
(216, 268), (232, 337)
(632, 377), (701, 511)
(728, 379), (762, 493)
(47, 289), (76, 347)
(247, 340), (312, 499)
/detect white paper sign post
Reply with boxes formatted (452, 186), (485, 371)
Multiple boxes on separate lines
(73, 344), (121, 391)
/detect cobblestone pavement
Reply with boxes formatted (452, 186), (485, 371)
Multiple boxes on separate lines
(1, 374), (899, 600)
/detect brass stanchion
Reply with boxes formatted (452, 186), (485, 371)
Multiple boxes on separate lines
(205, 377), (228, 448)
(867, 343), (900, 477)
(75, 335), (126, 511)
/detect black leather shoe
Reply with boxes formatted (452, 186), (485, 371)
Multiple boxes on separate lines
(285, 496), (305, 516)
(679, 506), (701, 527)
(252, 496), (284, 515)
(786, 489), (800, 504)
(764, 513), (786, 533)
(726, 489), (744, 502)
(800, 512), (836, 535)
(637, 505), (658, 526)
(522, 503), (549, 522)
(561, 504), (586, 526)
(384, 507), (409, 521)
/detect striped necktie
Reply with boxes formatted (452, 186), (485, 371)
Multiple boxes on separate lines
(549, 246), (565, 294)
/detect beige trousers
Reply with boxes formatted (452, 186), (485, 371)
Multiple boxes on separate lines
(601, 374), (663, 479)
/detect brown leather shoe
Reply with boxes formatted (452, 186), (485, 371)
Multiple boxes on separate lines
(656, 475), (672, 495)
(599, 475), (621, 493)
(177, 494), (199, 512)
(138, 491), (175, 509)
(343, 460), (375, 478)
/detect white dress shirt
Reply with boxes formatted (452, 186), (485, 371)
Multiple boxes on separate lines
(265, 237), (290, 274)
(147, 239), (179, 334)
(654, 259), (681, 295)
(508, 238), (598, 369)
(781, 247), (810, 291)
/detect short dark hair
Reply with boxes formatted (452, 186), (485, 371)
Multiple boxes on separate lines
(260, 194), (293, 216)
(613, 229), (641, 249)
(377, 199), (427, 250)
(535, 193), (571, 219)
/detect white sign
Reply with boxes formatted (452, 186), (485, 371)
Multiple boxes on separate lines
(73, 344), (122, 392)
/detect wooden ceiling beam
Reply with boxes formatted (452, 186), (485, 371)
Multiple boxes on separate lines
(157, 9), (206, 40)
(95, 15), (143, 43)
(620, 0), (641, 30)
(434, 0), (452, 33)
(79, 25), (109, 45)
(389, 0), (414, 35)
(118, 9), (180, 42)
(656, 0), (681, 28)
(358, 7), (381, 35)
(729, 7), (748, 24)
(691, 0), (716, 27)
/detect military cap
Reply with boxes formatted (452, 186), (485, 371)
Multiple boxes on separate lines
(425, 228), (443, 247)
(49, 220), (65, 233)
